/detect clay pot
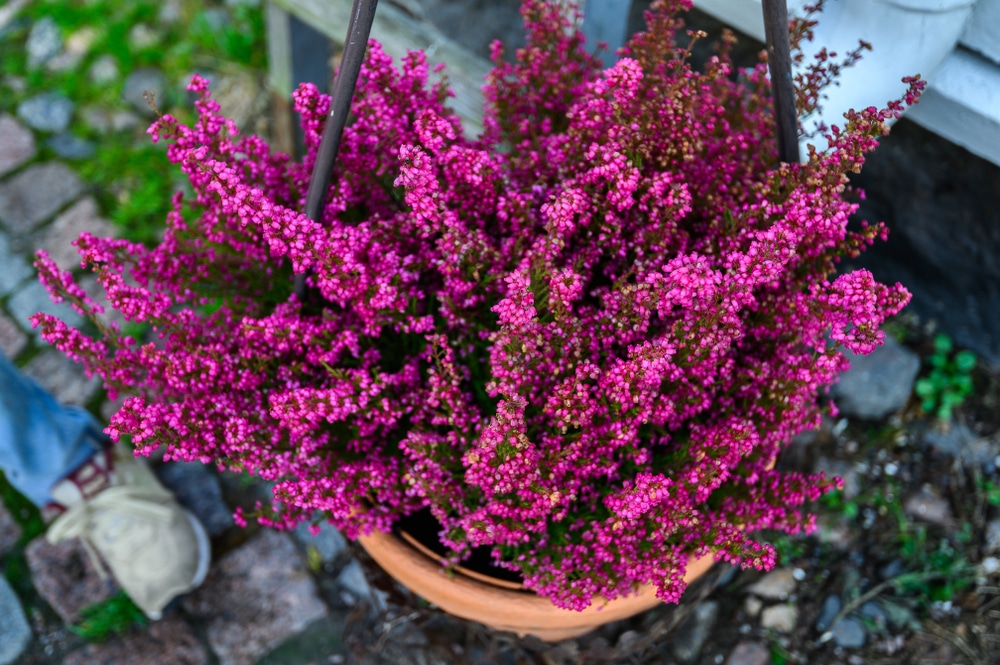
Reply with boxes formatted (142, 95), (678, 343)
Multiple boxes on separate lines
(357, 526), (718, 641)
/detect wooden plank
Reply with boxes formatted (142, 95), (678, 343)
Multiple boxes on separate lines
(266, 0), (294, 96)
(271, 0), (491, 136)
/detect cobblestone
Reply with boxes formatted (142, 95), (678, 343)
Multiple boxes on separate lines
(0, 113), (36, 176)
(0, 576), (31, 665)
(183, 529), (328, 665)
(17, 92), (74, 133)
(63, 618), (209, 665)
(9, 279), (85, 338)
(26, 536), (115, 623)
(23, 350), (101, 407)
(0, 162), (83, 235)
(38, 196), (115, 272)
(0, 230), (33, 296)
(0, 503), (21, 556)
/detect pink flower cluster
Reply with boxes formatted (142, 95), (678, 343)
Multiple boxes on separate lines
(32, 0), (920, 610)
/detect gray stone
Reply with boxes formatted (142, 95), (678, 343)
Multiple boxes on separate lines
(0, 576), (31, 665)
(122, 68), (166, 115)
(815, 594), (841, 632)
(903, 490), (955, 530)
(256, 614), (349, 665)
(0, 231), (32, 296)
(0, 113), (36, 176)
(743, 595), (762, 618)
(46, 132), (96, 160)
(127, 23), (160, 50)
(0, 502), (22, 556)
(831, 617), (866, 649)
(336, 559), (371, 600)
(182, 529), (328, 665)
(725, 641), (770, 665)
(0, 311), (28, 358)
(813, 457), (860, 500)
(860, 601), (888, 630)
(17, 92), (74, 133)
(294, 519), (348, 564)
(26, 536), (115, 623)
(38, 196), (114, 273)
(848, 119), (1000, 368)
(745, 568), (797, 600)
(985, 519), (1000, 554)
(671, 600), (719, 664)
(63, 618), (208, 665)
(26, 17), (61, 68)
(0, 162), (84, 234)
(923, 423), (1000, 468)
(46, 26), (96, 72)
(830, 335), (920, 420)
(9, 280), (85, 339)
(760, 604), (798, 632)
(80, 106), (140, 133)
(22, 350), (100, 407)
(88, 55), (120, 85)
(155, 462), (232, 537)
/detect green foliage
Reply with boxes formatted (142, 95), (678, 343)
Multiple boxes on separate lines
(0, 0), (267, 243)
(914, 334), (976, 421)
(70, 591), (148, 642)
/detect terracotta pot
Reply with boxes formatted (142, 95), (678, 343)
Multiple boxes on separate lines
(357, 526), (719, 641)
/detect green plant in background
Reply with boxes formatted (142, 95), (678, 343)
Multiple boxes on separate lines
(914, 333), (976, 421)
(70, 591), (148, 642)
(0, 0), (266, 245)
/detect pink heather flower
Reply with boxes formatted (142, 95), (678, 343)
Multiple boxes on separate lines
(32, 0), (921, 611)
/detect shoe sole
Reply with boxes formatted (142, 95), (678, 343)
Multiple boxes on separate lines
(184, 508), (212, 589)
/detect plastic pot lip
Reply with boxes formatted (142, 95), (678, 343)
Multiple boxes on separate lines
(357, 522), (722, 641)
(874, 0), (976, 12)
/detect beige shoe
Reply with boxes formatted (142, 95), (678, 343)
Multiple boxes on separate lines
(47, 446), (211, 619)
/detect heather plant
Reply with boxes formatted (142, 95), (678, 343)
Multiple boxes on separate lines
(32, 0), (923, 611)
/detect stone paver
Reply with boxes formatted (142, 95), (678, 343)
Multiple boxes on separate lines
(122, 68), (166, 115)
(0, 162), (83, 235)
(63, 618), (208, 665)
(17, 92), (74, 133)
(760, 604), (798, 632)
(38, 196), (115, 272)
(745, 568), (796, 601)
(672, 600), (718, 664)
(26, 17), (61, 68)
(23, 350), (101, 407)
(293, 519), (348, 564)
(182, 529), (328, 665)
(0, 503), (21, 556)
(0, 113), (36, 177)
(830, 336), (920, 420)
(725, 641), (770, 665)
(0, 230), (33, 296)
(8, 279), (85, 337)
(156, 462), (233, 537)
(26, 536), (115, 623)
(0, 576), (31, 665)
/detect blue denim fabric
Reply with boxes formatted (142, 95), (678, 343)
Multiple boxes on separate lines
(0, 353), (101, 507)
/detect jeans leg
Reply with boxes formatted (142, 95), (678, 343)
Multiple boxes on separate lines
(0, 353), (101, 507)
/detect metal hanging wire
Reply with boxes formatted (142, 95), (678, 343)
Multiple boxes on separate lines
(762, 0), (800, 164)
(294, 0), (380, 299)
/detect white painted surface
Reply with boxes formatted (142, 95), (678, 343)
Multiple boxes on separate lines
(692, 0), (1000, 164)
(962, 0), (1000, 63)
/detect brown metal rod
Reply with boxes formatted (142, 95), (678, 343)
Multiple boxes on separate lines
(294, 0), (380, 299)
(762, 0), (799, 164)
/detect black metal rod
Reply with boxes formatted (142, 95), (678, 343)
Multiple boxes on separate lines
(294, 0), (379, 299)
(762, 0), (799, 165)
